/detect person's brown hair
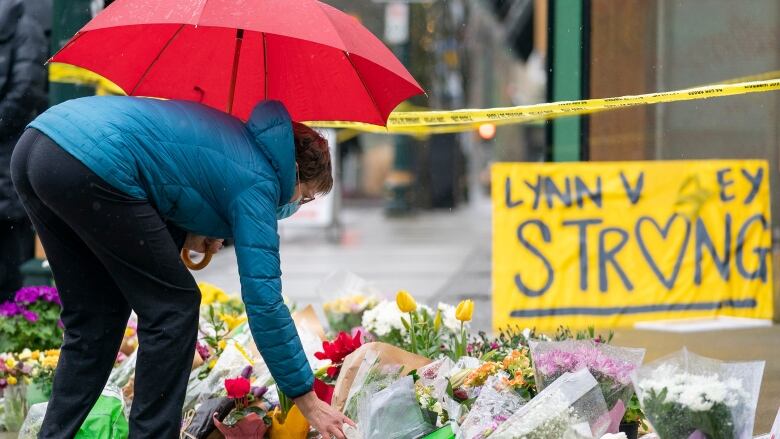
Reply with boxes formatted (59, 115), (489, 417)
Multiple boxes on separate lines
(292, 122), (334, 194)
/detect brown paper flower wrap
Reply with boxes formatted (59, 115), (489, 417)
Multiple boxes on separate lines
(331, 342), (431, 412)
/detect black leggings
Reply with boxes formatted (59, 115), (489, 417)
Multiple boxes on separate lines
(11, 129), (200, 439)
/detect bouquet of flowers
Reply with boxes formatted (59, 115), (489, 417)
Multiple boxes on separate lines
(490, 368), (610, 439)
(457, 373), (527, 439)
(318, 271), (380, 334)
(632, 348), (764, 439)
(323, 295), (378, 334)
(343, 350), (405, 421)
(184, 340), (256, 412)
(0, 286), (63, 353)
(530, 340), (644, 431)
(463, 348), (536, 400)
(357, 375), (434, 439)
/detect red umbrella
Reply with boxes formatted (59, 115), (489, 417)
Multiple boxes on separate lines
(51, 0), (424, 125)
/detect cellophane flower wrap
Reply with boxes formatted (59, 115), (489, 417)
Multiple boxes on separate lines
(415, 358), (458, 427)
(530, 340), (644, 431)
(184, 341), (258, 412)
(318, 271), (380, 333)
(357, 375), (434, 439)
(457, 373), (526, 439)
(631, 348), (764, 439)
(489, 368), (610, 439)
(343, 350), (403, 421)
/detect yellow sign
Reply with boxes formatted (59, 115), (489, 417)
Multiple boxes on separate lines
(492, 161), (774, 331)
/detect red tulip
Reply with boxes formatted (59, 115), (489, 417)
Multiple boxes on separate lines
(224, 377), (251, 399)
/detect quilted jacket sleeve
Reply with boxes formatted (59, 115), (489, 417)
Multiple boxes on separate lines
(230, 181), (314, 398)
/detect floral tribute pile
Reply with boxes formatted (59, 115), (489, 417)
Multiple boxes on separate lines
(0, 277), (768, 439)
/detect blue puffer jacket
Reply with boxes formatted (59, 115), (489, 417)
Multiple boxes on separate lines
(28, 96), (313, 397)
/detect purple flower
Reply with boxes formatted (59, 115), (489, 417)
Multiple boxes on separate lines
(14, 286), (60, 306)
(534, 349), (577, 376)
(251, 386), (268, 399)
(21, 310), (39, 322)
(0, 378), (6, 389)
(535, 346), (637, 385)
(0, 301), (23, 317)
(195, 342), (211, 361)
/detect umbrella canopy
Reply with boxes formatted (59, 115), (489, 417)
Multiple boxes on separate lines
(51, 0), (424, 124)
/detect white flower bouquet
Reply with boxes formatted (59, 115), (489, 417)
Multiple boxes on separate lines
(632, 348), (764, 439)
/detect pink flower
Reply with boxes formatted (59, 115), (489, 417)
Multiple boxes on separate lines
(0, 301), (23, 317)
(225, 377), (251, 399)
(21, 310), (39, 322)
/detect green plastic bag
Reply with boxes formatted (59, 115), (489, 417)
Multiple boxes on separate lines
(75, 386), (128, 439)
(419, 424), (454, 439)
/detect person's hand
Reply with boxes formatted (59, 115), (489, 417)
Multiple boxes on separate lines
(294, 391), (355, 439)
(183, 234), (224, 254)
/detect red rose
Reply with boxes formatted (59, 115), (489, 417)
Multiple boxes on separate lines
(224, 377), (251, 399)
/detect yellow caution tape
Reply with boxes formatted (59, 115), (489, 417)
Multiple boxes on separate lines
(308, 78), (780, 133)
(48, 62), (780, 136)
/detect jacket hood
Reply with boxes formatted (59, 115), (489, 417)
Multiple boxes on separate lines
(245, 100), (296, 206)
(0, 0), (23, 42)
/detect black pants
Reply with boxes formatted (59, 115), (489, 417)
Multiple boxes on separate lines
(11, 129), (200, 439)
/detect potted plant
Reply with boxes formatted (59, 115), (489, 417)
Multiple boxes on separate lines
(619, 394), (646, 439)
(269, 389), (310, 439)
(213, 366), (270, 439)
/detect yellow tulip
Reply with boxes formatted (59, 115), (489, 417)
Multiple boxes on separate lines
(5, 358), (16, 369)
(218, 339), (227, 351)
(455, 300), (474, 322)
(7, 376), (17, 385)
(30, 350), (40, 361)
(208, 359), (217, 369)
(396, 290), (417, 313)
(433, 310), (442, 332)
